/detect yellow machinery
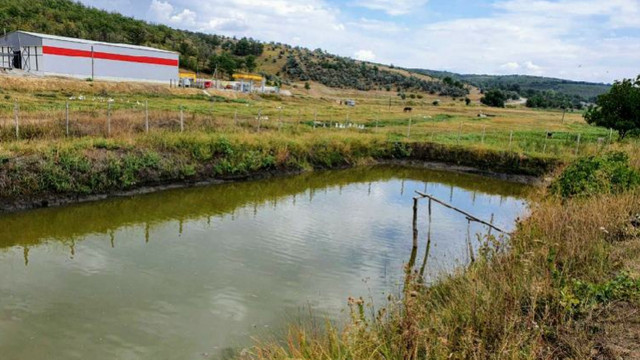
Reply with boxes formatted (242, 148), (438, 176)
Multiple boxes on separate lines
(232, 73), (263, 82)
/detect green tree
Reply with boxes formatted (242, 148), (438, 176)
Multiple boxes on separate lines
(481, 89), (507, 108)
(209, 53), (237, 79)
(304, 82), (311, 90)
(245, 55), (257, 73)
(584, 76), (640, 139)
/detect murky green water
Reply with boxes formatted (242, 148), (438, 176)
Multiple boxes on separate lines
(0, 165), (529, 360)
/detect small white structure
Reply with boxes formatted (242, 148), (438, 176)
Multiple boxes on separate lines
(0, 31), (179, 83)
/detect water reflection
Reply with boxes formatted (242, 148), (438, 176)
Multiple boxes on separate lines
(0, 165), (529, 360)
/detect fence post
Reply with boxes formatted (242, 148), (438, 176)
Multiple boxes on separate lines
(13, 101), (19, 140)
(257, 108), (262, 132)
(234, 109), (238, 126)
(313, 109), (318, 129)
(66, 101), (70, 137)
(481, 125), (486, 145)
(107, 102), (112, 137)
(608, 128), (613, 145)
(575, 133), (581, 155)
(279, 107), (283, 131)
(145, 100), (149, 133)
(180, 106), (184, 132)
(508, 130), (513, 150)
(407, 117), (412, 138)
(543, 131), (548, 154)
(457, 122), (462, 144)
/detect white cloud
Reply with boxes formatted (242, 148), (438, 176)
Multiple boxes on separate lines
(354, 50), (376, 61)
(148, 0), (196, 26)
(350, 0), (429, 16)
(79, 0), (640, 83)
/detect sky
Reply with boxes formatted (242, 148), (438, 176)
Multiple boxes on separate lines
(77, 0), (640, 83)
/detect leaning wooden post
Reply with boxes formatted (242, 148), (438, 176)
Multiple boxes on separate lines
(145, 100), (149, 133)
(65, 101), (70, 137)
(412, 197), (419, 249)
(107, 102), (112, 137)
(180, 106), (184, 132)
(575, 133), (581, 155)
(13, 101), (19, 140)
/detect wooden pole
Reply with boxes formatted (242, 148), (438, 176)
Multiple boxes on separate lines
(279, 107), (283, 131)
(481, 125), (486, 145)
(13, 101), (19, 140)
(107, 102), (111, 137)
(180, 106), (184, 132)
(543, 131), (548, 154)
(575, 133), (581, 155)
(457, 122), (462, 144)
(257, 108), (262, 132)
(65, 101), (69, 137)
(415, 191), (510, 235)
(508, 130), (513, 150)
(313, 109), (317, 129)
(407, 117), (412, 138)
(234, 109), (238, 126)
(145, 100), (149, 133)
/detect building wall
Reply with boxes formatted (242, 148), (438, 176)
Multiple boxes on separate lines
(40, 38), (178, 82)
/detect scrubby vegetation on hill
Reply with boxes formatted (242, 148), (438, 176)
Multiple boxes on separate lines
(0, 0), (464, 96)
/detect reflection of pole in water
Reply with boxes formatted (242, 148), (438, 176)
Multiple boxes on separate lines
(401, 179), (405, 196)
(424, 182), (428, 193)
(412, 197), (419, 249)
(368, 182), (372, 196)
(467, 219), (475, 264)
(488, 213), (495, 238)
(293, 194), (296, 206)
(472, 191), (477, 206)
(110, 230), (115, 248)
(449, 185), (454, 202)
(254, 202), (258, 218)
(145, 222), (150, 244)
(419, 198), (433, 278)
(23, 246), (29, 266)
(70, 239), (75, 258)
(179, 219), (183, 236)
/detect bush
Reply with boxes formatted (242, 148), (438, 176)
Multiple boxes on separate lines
(550, 152), (640, 198)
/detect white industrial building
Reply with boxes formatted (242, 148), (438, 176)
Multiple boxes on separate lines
(0, 31), (179, 83)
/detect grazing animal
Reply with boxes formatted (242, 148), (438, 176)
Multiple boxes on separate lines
(403, 107), (413, 113)
(547, 132), (554, 138)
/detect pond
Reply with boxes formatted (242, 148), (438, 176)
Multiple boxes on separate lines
(0, 165), (529, 360)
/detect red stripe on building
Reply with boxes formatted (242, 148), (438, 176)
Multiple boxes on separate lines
(42, 46), (178, 67)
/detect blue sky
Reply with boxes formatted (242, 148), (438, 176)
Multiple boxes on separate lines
(78, 0), (640, 83)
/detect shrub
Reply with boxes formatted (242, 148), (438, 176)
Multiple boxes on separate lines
(550, 152), (640, 198)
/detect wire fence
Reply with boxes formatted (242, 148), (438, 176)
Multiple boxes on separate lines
(0, 100), (616, 157)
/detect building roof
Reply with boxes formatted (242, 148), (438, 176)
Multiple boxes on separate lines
(12, 31), (179, 55)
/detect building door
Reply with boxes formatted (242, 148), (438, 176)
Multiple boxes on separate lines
(12, 50), (22, 69)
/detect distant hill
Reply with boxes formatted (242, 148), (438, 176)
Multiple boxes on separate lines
(0, 0), (465, 96)
(411, 69), (611, 102)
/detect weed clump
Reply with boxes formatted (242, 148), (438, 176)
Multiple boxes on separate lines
(551, 151), (640, 198)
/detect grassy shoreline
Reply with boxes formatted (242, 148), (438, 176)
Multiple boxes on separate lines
(242, 150), (640, 359)
(0, 132), (559, 212)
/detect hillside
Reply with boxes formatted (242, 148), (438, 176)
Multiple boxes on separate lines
(0, 0), (465, 97)
(412, 69), (611, 101)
